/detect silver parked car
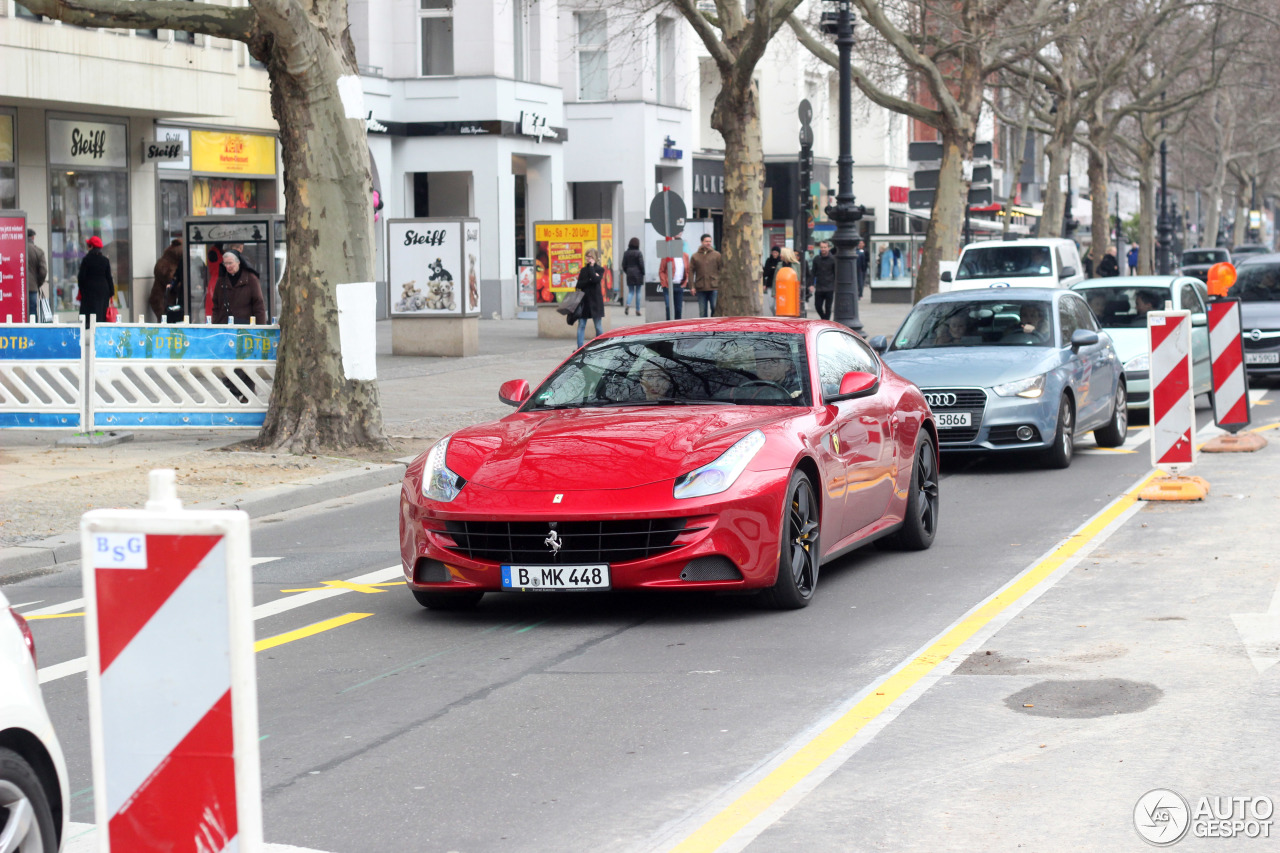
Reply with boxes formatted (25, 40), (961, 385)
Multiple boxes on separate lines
(870, 287), (1127, 468)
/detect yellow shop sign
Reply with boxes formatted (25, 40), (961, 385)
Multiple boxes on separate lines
(191, 131), (277, 176)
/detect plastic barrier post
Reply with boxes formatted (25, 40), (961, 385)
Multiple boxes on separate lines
(1142, 309), (1209, 500)
(1202, 298), (1267, 452)
(80, 469), (262, 852)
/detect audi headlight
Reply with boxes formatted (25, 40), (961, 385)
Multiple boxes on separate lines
(674, 430), (766, 500)
(421, 436), (464, 502)
(993, 374), (1046, 398)
(1124, 353), (1149, 372)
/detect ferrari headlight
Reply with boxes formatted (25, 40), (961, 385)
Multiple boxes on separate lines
(1124, 353), (1149, 372)
(421, 436), (464, 502)
(674, 430), (766, 500)
(993, 374), (1046, 398)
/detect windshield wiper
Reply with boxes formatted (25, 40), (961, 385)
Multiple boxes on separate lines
(593, 398), (720, 407)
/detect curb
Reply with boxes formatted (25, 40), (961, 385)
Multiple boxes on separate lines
(0, 461), (406, 583)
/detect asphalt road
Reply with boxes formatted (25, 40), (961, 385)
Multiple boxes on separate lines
(8, 403), (1223, 852)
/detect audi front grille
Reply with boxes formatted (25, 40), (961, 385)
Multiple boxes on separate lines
(922, 387), (987, 444)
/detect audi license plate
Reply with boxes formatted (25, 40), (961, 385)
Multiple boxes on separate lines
(1245, 352), (1279, 365)
(935, 412), (972, 428)
(502, 564), (610, 590)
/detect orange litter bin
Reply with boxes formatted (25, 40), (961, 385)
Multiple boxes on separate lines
(774, 265), (801, 317)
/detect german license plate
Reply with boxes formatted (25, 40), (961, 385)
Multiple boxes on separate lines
(935, 412), (972, 428)
(1245, 352), (1279, 365)
(502, 564), (610, 590)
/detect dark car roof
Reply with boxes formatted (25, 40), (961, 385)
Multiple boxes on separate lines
(1235, 253), (1280, 267)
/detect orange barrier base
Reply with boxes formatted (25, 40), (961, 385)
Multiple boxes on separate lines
(1202, 432), (1268, 453)
(1139, 475), (1210, 502)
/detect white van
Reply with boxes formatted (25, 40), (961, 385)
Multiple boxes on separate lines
(940, 239), (1085, 292)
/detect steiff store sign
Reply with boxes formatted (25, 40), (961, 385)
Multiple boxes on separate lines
(48, 119), (128, 169)
(191, 131), (277, 177)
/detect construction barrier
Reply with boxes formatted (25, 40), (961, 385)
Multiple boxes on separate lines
(1149, 309), (1197, 475)
(81, 469), (262, 852)
(0, 322), (84, 428)
(0, 318), (278, 429)
(1208, 298), (1251, 431)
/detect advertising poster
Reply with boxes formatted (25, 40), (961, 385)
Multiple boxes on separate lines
(533, 222), (606, 304)
(388, 220), (464, 315)
(0, 213), (27, 321)
(600, 222), (615, 300)
(517, 258), (536, 308)
(462, 221), (481, 315)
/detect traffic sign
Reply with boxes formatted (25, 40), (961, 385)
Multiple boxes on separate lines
(649, 189), (687, 238)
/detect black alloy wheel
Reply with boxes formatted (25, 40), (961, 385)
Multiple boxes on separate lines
(889, 435), (939, 550)
(762, 471), (821, 610)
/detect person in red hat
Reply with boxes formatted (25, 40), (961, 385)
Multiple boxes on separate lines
(77, 235), (115, 326)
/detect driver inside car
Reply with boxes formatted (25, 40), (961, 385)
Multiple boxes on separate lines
(752, 353), (803, 399)
(638, 363), (674, 400)
(1007, 303), (1050, 343)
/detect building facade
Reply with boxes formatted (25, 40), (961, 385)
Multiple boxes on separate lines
(1, 3), (281, 321)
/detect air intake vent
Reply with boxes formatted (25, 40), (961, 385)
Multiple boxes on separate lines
(680, 556), (742, 582)
(414, 558), (451, 584)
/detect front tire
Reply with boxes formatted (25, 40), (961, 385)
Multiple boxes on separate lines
(761, 471), (821, 610)
(1093, 381), (1128, 447)
(888, 434), (939, 550)
(412, 589), (484, 611)
(0, 747), (59, 853)
(1042, 394), (1075, 469)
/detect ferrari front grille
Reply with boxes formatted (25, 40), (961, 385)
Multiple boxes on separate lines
(443, 518), (694, 565)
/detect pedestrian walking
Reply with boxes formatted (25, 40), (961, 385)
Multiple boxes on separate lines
(809, 240), (837, 320)
(1127, 246), (1138, 275)
(621, 237), (645, 316)
(854, 239), (868, 300)
(688, 233), (722, 317)
(1097, 245), (1120, 278)
(762, 246), (781, 315)
(77, 235), (114, 327)
(574, 248), (605, 348)
(658, 243), (690, 321)
(211, 249), (267, 325)
(148, 237), (186, 323)
(26, 229), (48, 320)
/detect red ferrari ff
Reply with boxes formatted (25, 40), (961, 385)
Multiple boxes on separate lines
(399, 318), (939, 610)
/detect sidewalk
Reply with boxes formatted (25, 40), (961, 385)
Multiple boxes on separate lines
(0, 298), (912, 577)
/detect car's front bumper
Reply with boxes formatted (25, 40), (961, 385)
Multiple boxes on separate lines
(925, 385), (1060, 452)
(1243, 334), (1280, 378)
(398, 472), (791, 594)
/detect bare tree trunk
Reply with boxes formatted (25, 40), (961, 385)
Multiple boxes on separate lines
(1003, 125), (1028, 241)
(253, 12), (389, 452)
(1233, 198), (1249, 248)
(1204, 167), (1226, 250)
(713, 84), (763, 317)
(1040, 135), (1068, 239)
(1087, 147), (1110, 270)
(1138, 146), (1156, 275)
(916, 131), (970, 303)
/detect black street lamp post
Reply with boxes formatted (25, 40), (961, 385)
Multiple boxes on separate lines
(823, 0), (865, 332)
(1156, 112), (1173, 274)
(1063, 161), (1077, 242)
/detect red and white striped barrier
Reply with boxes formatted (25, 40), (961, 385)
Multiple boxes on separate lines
(81, 470), (261, 852)
(1149, 309), (1197, 476)
(1208, 298), (1251, 432)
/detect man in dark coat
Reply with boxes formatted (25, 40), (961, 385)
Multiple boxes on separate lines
(77, 236), (114, 327)
(1096, 246), (1121, 277)
(27, 229), (47, 319)
(809, 241), (837, 320)
(574, 249), (605, 348)
(149, 238), (185, 322)
(211, 250), (267, 325)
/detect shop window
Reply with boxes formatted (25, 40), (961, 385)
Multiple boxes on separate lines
(0, 113), (15, 210)
(192, 178), (276, 216)
(576, 11), (608, 101)
(419, 0), (453, 77)
(48, 170), (132, 315)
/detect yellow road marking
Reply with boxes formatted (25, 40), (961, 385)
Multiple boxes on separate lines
(1250, 422), (1279, 433)
(280, 580), (388, 595)
(254, 612), (372, 653)
(669, 472), (1161, 853)
(25, 612), (85, 620)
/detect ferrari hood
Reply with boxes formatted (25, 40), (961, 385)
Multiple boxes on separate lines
(447, 407), (797, 491)
(883, 347), (1061, 390)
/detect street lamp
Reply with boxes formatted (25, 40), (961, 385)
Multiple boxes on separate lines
(821, 0), (865, 332)
(1156, 103), (1173, 274)
(1063, 160), (1078, 242)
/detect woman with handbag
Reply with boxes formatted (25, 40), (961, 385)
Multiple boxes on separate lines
(575, 249), (606, 348)
(149, 238), (186, 323)
(77, 235), (114, 327)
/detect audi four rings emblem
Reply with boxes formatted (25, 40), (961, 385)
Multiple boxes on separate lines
(924, 392), (957, 407)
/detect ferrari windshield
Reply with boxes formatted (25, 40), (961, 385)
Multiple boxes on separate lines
(956, 246), (1053, 280)
(527, 332), (812, 409)
(892, 299), (1057, 350)
(1229, 263), (1280, 302)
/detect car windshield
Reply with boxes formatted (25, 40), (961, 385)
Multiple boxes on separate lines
(1078, 286), (1172, 327)
(956, 246), (1053, 280)
(891, 299), (1056, 350)
(1229, 263), (1280, 302)
(1182, 250), (1225, 265)
(526, 332), (812, 409)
